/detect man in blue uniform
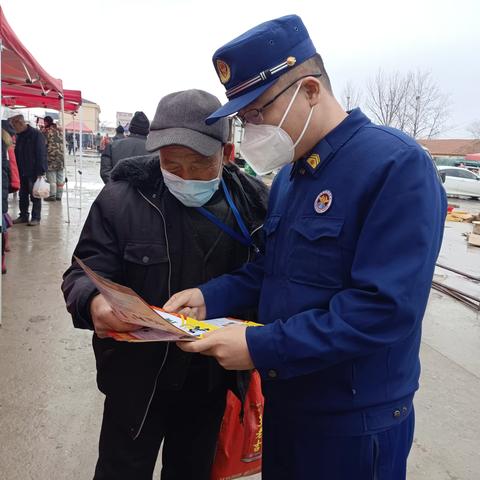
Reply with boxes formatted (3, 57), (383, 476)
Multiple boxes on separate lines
(164, 15), (447, 479)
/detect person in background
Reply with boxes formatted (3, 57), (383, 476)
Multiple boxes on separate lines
(100, 111), (150, 183)
(9, 114), (47, 227)
(2, 122), (12, 274)
(95, 132), (102, 152)
(112, 125), (125, 142)
(43, 116), (65, 202)
(67, 133), (74, 155)
(100, 134), (110, 153)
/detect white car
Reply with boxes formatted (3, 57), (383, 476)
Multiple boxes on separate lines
(437, 166), (480, 199)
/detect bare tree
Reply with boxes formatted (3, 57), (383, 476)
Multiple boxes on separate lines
(364, 69), (450, 139)
(340, 82), (362, 111)
(406, 70), (450, 138)
(467, 121), (480, 139)
(365, 70), (411, 127)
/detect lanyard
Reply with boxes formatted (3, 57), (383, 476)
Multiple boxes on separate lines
(196, 179), (254, 249)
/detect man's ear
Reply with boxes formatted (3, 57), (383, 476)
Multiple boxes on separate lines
(303, 77), (322, 107)
(222, 143), (235, 164)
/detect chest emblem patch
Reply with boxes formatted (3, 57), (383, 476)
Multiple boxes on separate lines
(314, 190), (333, 214)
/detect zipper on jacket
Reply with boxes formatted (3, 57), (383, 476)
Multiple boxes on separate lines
(133, 188), (262, 439)
(132, 343), (170, 440)
(132, 188), (173, 440)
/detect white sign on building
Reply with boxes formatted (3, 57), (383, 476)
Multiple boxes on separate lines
(116, 111), (133, 131)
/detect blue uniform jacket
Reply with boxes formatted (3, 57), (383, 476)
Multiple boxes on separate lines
(201, 109), (447, 431)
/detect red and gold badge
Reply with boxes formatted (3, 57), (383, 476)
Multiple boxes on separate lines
(216, 59), (231, 84)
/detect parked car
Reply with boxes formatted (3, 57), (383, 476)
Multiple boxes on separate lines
(437, 166), (480, 199)
(421, 146), (446, 184)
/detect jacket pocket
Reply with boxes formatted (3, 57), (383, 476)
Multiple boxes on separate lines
(263, 215), (281, 275)
(92, 334), (166, 398)
(287, 216), (344, 288)
(92, 334), (125, 395)
(122, 242), (169, 304)
(123, 242), (169, 265)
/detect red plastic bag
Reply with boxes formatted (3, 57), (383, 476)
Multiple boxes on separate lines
(211, 371), (264, 480)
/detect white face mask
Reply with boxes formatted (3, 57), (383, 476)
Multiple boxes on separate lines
(161, 160), (223, 208)
(239, 81), (315, 176)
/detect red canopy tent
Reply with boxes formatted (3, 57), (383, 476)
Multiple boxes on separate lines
(1, 85), (81, 111)
(0, 5), (83, 234)
(64, 120), (92, 133)
(0, 6), (82, 112)
(0, 6), (62, 95)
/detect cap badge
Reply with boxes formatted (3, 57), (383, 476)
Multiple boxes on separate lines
(286, 56), (297, 67)
(314, 190), (333, 214)
(216, 59), (231, 84)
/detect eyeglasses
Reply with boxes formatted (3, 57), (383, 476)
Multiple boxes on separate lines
(236, 73), (322, 125)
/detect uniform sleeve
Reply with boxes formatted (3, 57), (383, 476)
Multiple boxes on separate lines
(246, 147), (447, 380)
(200, 254), (266, 319)
(61, 186), (123, 329)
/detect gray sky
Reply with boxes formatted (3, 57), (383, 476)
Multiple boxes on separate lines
(2, 0), (479, 137)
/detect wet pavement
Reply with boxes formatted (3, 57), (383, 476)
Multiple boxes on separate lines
(1, 156), (479, 479)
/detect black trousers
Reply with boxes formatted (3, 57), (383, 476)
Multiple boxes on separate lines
(19, 176), (41, 220)
(93, 367), (227, 480)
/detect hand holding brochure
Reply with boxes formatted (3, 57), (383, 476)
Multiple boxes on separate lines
(75, 257), (261, 342)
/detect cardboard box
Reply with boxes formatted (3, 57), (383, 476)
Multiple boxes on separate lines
(467, 233), (480, 247)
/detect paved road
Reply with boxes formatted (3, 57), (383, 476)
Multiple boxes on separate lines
(1, 156), (479, 479)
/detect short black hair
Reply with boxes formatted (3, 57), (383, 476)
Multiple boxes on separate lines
(116, 125), (125, 134)
(279, 53), (333, 94)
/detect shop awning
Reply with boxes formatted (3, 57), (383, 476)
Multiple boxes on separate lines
(64, 120), (92, 133)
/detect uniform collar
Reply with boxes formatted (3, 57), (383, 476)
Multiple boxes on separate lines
(291, 108), (371, 178)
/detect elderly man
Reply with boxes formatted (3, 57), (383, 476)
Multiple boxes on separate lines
(62, 89), (268, 480)
(10, 114), (47, 226)
(164, 15), (447, 480)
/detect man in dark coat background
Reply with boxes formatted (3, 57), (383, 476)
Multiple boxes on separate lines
(9, 114), (47, 226)
(100, 111), (150, 183)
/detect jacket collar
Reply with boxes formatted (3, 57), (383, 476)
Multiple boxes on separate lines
(18, 125), (34, 136)
(292, 108), (371, 178)
(110, 154), (160, 188)
(128, 133), (148, 139)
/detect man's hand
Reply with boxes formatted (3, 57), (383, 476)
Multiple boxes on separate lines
(163, 288), (206, 320)
(177, 325), (255, 370)
(90, 294), (141, 338)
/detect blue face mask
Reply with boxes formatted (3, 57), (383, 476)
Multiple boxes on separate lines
(161, 163), (222, 207)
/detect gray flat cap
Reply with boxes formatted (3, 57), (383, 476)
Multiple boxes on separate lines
(146, 89), (229, 156)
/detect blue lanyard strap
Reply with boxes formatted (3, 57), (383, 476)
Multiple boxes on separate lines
(196, 179), (253, 248)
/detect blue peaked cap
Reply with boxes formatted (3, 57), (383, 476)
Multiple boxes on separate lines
(206, 15), (317, 125)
